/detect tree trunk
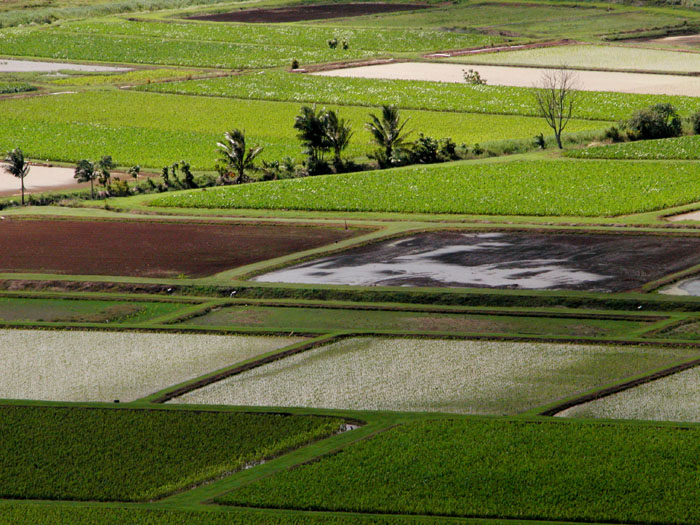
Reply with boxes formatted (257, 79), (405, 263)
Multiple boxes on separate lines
(21, 177), (24, 206)
(90, 179), (94, 199)
(555, 133), (563, 149)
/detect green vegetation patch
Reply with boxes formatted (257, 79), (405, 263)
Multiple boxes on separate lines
(0, 503), (535, 524)
(175, 337), (697, 415)
(151, 159), (700, 216)
(658, 319), (700, 340)
(182, 305), (650, 338)
(0, 19), (494, 69)
(462, 44), (700, 73)
(50, 68), (201, 86)
(567, 135), (700, 160)
(0, 91), (601, 168)
(0, 81), (35, 94)
(138, 70), (700, 121)
(0, 297), (183, 323)
(0, 405), (341, 501)
(219, 418), (700, 524)
(558, 367), (700, 422)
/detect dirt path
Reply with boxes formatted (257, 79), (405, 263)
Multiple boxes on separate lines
(314, 62), (700, 96)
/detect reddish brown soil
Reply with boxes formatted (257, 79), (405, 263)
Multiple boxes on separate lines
(187, 3), (430, 23)
(0, 219), (362, 278)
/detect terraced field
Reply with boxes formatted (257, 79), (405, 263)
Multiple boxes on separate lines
(457, 44), (700, 73)
(0, 329), (303, 402)
(0, 90), (602, 168)
(4, 0), (700, 523)
(151, 159), (700, 216)
(173, 337), (697, 414)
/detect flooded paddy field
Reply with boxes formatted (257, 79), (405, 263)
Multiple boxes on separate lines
(254, 231), (700, 292)
(0, 59), (129, 73)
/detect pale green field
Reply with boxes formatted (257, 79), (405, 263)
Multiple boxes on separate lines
(558, 367), (700, 422)
(458, 44), (700, 73)
(0, 329), (303, 402)
(173, 337), (698, 414)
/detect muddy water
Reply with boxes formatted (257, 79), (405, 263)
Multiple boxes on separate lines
(254, 232), (700, 292)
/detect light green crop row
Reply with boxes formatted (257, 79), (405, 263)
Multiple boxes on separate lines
(0, 90), (603, 169)
(566, 135), (700, 160)
(150, 158), (700, 217)
(138, 70), (700, 121)
(0, 19), (495, 68)
(50, 68), (201, 86)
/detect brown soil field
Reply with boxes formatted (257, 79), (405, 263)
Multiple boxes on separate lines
(187, 3), (429, 23)
(0, 219), (362, 278)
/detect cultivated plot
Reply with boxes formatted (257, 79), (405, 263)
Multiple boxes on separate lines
(219, 418), (700, 524)
(154, 159), (700, 216)
(0, 296), (183, 323)
(173, 337), (698, 414)
(0, 405), (341, 501)
(558, 366), (700, 422)
(315, 61), (700, 96)
(0, 329), (304, 402)
(181, 305), (651, 338)
(461, 44), (700, 73)
(254, 231), (700, 292)
(0, 219), (361, 278)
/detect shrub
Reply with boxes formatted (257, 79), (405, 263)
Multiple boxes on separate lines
(109, 178), (131, 197)
(290, 58), (299, 70)
(626, 103), (682, 140)
(604, 126), (624, 143)
(472, 143), (484, 155)
(411, 133), (440, 164)
(534, 133), (546, 149)
(463, 68), (486, 85)
(438, 137), (459, 160)
(690, 111), (700, 135)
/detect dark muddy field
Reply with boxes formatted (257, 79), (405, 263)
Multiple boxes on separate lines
(255, 231), (700, 292)
(187, 3), (429, 23)
(0, 219), (361, 278)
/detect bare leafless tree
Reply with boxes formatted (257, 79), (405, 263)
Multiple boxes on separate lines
(532, 68), (578, 149)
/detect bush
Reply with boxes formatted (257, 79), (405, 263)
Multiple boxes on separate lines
(604, 126), (624, 143)
(626, 103), (682, 140)
(411, 133), (440, 164)
(690, 111), (700, 135)
(463, 68), (486, 85)
(109, 178), (131, 197)
(438, 137), (458, 160)
(290, 58), (299, 70)
(534, 133), (546, 150)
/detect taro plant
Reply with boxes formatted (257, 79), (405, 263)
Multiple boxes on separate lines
(3, 147), (30, 206)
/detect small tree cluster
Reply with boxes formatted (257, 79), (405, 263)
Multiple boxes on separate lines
(74, 155), (114, 199)
(294, 105), (353, 174)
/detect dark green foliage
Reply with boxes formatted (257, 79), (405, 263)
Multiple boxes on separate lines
(219, 419), (700, 524)
(0, 504), (501, 524)
(366, 105), (411, 169)
(534, 133), (546, 149)
(627, 103), (682, 140)
(0, 406), (341, 502)
(0, 82), (35, 94)
(604, 125), (623, 142)
(690, 111), (700, 135)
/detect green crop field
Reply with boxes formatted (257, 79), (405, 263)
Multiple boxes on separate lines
(174, 337), (696, 414)
(150, 159), (700, 216)
(318, 3), (692, 41)
(567, 135), (700, 160)
(138, 70), (700, 121)
(0, 405), (341, 501)
(558, 367), (700, 422)
(0, 296), (182, 323)
(49, 68), (201, 87)
(0, 90), (603, 169)
(218, 418), (700, 524)
(461, 44), (700, 73)
(181, 305), (651, 337)
(659, 319), (700, 339)
(0, 19), (495, 69)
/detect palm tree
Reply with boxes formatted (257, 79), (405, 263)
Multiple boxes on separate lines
(293, 105), (331, 165)
(3, 148), (30, 206)
(74, 159), (97, 199)
(366, 105), (411, 168)
(97, 155), (115, 188)
(217, 129), (263, 184)
(323, 110), (353, 167)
